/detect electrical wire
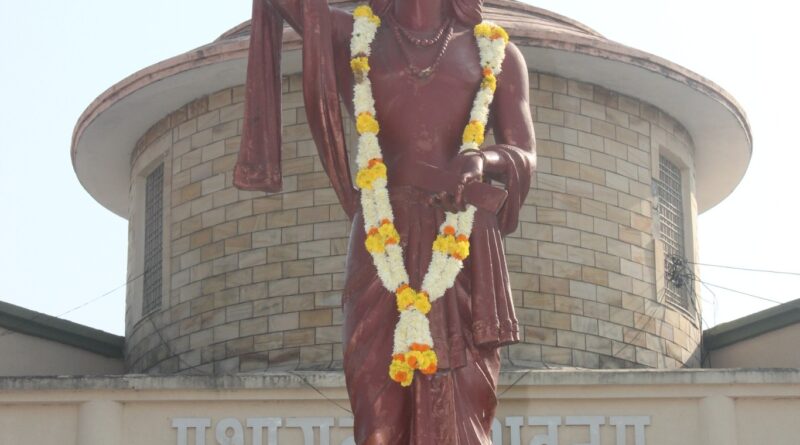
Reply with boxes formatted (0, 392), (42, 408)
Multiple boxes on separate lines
(0, 271), (145, 340)
(689, 261), (800, 277)
(695, 279), (783, 305)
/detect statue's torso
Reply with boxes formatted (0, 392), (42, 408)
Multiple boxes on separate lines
(334, 19), (485, 187)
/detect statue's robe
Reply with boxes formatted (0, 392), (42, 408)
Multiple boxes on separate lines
(234, 1), (532, 443)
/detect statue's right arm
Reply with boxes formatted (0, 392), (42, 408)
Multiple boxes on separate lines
(265, 0), (352, 44)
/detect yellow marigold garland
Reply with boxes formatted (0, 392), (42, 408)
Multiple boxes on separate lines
(462, 120), (485, 145)
(350, 5), (509, 387)
(357, 112), (380, 135)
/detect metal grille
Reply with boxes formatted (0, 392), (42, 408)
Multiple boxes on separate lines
(143, 163), (164, 315)
(656, 156), (694, 315)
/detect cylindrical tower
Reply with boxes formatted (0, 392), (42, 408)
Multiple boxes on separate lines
(71, 0), (751, 374)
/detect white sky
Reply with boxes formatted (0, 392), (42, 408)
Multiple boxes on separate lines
(0, 0), (797, 336)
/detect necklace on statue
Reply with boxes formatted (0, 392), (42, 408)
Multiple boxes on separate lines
(349, 5), (510, 387)
(396, 16), (452, 47)
(390, 16), (455, 79)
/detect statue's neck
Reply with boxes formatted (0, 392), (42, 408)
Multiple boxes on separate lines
(393, 0), (448, 32)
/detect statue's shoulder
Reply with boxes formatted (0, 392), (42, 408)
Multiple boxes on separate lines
(497, 40), (528, 88)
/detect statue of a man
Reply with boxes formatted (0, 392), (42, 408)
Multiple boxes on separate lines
(234, 0), (535, 443)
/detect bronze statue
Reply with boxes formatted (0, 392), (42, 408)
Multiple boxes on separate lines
(234, 0), (535, 443)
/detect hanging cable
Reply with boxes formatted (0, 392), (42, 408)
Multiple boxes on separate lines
(688, 261), (800, 277)
(0, 271), (146, 340)
(695, 279), (783, 305)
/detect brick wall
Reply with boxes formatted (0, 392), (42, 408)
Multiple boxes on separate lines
(125, 71), (701, 374)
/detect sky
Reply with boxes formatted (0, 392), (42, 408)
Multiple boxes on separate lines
(0, 0), (797, 336)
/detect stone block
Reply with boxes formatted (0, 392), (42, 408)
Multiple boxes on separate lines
(553, 261), (581, 280)
(509, 343), (543, 364)
(267, 210), (297, 229)
(284, 329), (315, 347)
(299, 275), (332, 293)
(598, 320), (624, 342)
(253, 263), (282, 283)
(213, 322), (240, 343)
(610, 307), (634, 327)
(299, 240), (331, 259)
(541, 346), (572, 366)
(523, 293), (554, 311)
(269, 278), (299, 297)
(300, 309), (333, 328)
(570, 315), (599, 334)
(316, 326), (342, 344)
(538, 242), (567, 261)
(524, 326), (557, 346)
(268, 244), (298, 263)
(269, 312), (299, 332)
(281, 259), (312, 278)
(572, 350), (601, 368)
(541, 311), (571, 330)
(284, 294), (315, 312)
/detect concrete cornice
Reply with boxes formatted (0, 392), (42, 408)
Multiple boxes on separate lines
(1, 369), (798, 394)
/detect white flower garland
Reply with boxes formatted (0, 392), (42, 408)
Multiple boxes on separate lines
(350, 5), (509, 387)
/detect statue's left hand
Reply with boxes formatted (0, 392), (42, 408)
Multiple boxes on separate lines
(429, 151), (485, 213)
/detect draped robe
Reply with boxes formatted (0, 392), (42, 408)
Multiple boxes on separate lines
(234, 1), (534, 443)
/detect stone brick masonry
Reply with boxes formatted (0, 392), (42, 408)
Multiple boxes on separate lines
(125, 71), (701, 374)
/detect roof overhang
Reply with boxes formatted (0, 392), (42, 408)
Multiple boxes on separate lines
(72, 21), (751, 218)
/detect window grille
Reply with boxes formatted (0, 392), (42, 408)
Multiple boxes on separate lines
(143, 163), (164, 315)
(656, 156), (694, 315)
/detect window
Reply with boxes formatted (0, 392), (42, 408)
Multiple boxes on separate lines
(143, 163), (164, 315)
(656, 156), (694, 315)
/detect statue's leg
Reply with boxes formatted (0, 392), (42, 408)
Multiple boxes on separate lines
(410, 347), (500, 445)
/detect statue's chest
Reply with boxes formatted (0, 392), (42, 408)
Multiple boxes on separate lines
(366, 29), (484, 127)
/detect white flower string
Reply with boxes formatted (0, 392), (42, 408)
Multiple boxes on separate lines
(350, 5), (510, 387)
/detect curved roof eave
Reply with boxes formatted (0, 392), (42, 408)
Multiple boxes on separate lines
(72, 25), (751, 218)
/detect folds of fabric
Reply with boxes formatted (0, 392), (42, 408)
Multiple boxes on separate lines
(301, 0), (359, 219)
(234, 0), (284, 193)
(235, 0), (359, 219)
(469, 143), (534, 347)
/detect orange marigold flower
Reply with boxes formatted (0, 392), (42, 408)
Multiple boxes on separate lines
(457, 234), (469, 242)
(443, 225), (456, 236)
(369, 158), (383, 168)
(422, 364), (437, 375)
(491, 26), (510, 43)
(410, 343), (430, 352)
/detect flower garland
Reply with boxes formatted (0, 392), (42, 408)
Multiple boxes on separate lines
(351, 5), (510, 387)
